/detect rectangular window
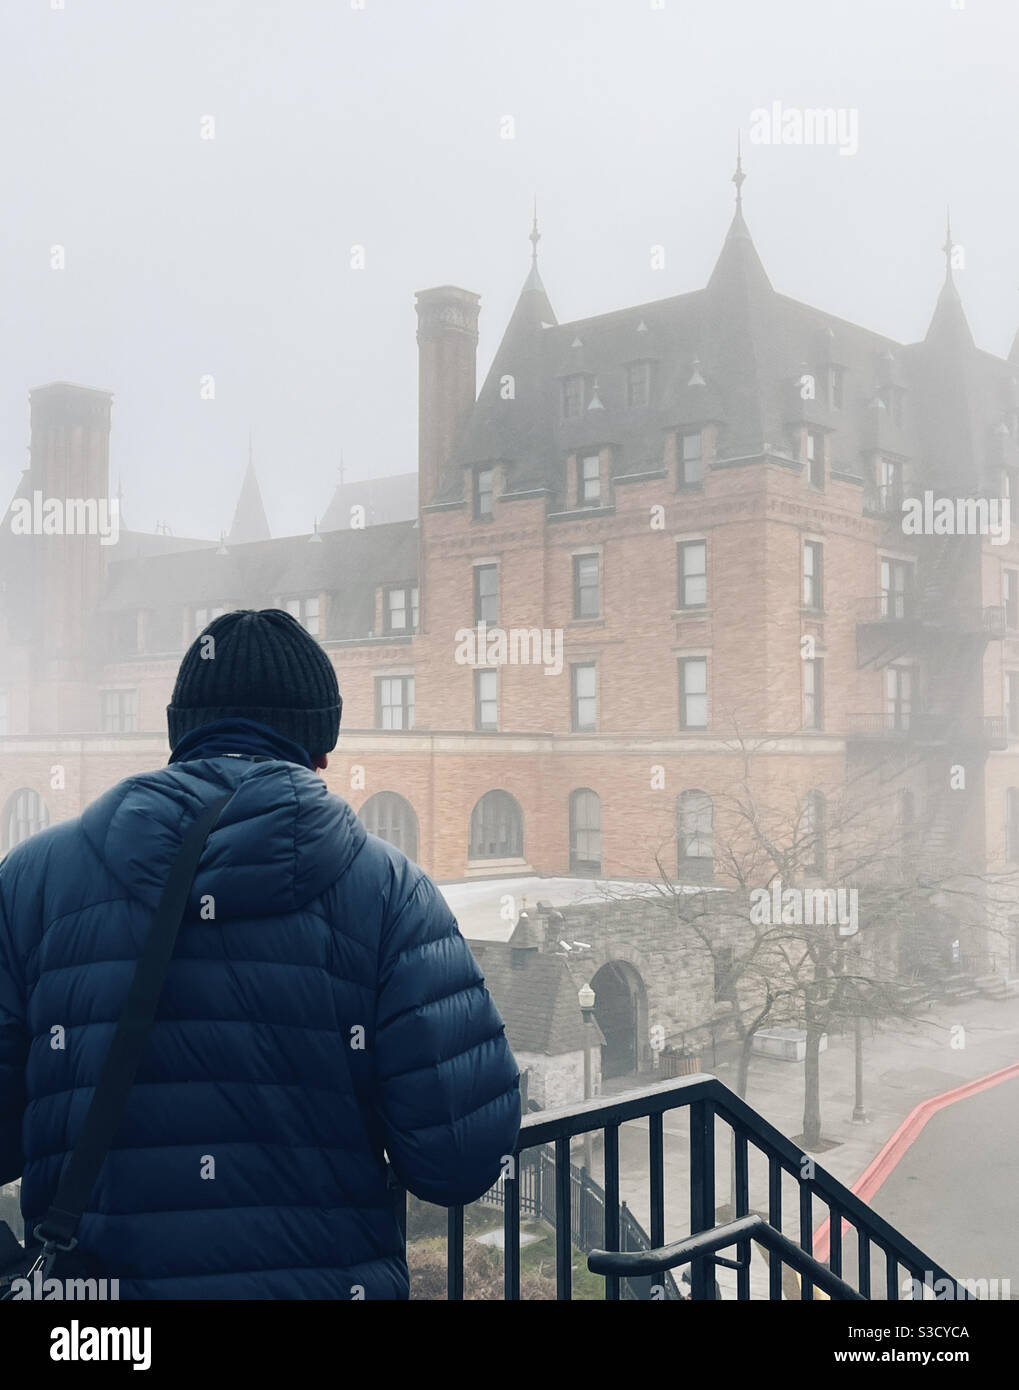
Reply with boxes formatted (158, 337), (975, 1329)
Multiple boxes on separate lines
(679, 432), (703, 487)
(571, 662), (597, 731)
(881, 558), (914, 619)
(573, 553), (600, 619)
(285, 596), (320, 636)
(886, 665), (912, 731)
(803, 541), (823, 610)
(474, 564), (498, 624)
(625, 361), (650, 409)
(384, 584), (419, 634)
(101, 688), (138, 733)
(878, 457), (901, 513)
(806, 431), (824, 488)
(1007, 673), (1019, 738)
(194, 605), (225, 634)
(678, 541), (707, 608)
(562, 375), (586, 419)
(679, 657), (708, 729)
(376, 675), (414, 730)
(828, 366), (844, 410)
(474, 669), (498, 730)
(474, 467), (494, 520)
(1005, 570), (1018, 631)
(579, 453), (601, 506)
(803, 658), (824, 730)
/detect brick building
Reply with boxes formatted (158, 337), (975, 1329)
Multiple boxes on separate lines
(3, 168), (1019, 986)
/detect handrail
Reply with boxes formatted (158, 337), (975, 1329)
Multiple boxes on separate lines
(407, 1070), (974, 1300)
(588, 1213), (866, 1301)
(515, 1073), (974, 1299)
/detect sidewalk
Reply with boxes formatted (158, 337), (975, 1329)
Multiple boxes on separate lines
(588, 995), (1019, 1295)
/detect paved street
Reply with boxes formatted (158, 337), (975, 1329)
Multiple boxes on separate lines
(581, 995), (1019, 1297)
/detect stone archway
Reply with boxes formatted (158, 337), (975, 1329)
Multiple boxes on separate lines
(590, 959), (649, 1079)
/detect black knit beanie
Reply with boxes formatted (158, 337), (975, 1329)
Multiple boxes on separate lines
(166, 609), (342, 755)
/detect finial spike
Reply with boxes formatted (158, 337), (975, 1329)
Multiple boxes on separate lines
(943, 206), (955, 279)
(732, 131), (746, 210)
(529, 197), (541, 265)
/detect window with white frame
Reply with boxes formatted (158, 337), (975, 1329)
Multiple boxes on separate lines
(101, 688), (138, 733)
(284, 596), (320, 636)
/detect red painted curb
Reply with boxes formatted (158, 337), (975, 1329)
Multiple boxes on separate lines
(812, 1060), (1019, 1262)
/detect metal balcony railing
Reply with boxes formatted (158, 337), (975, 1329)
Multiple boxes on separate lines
(847, 713), (1006, 746)
(395, 1074), (974, 1301)
(854, 596), (1006, 636)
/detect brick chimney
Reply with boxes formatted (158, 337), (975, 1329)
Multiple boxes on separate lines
(415, 286), (480, 509)
(25, 382), (114, 731)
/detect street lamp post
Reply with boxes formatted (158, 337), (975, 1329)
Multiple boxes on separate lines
(579, 982), (596, 1172)
(852, 1013), (870, 1124)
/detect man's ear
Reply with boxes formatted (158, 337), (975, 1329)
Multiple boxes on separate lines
(312, 753), (328, 772)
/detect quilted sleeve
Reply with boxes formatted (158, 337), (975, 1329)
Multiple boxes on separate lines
(373, 868), (520, 1208)
(0, 872), (29, 1186)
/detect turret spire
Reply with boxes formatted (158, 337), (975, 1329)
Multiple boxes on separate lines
(733, 131), (746, 212)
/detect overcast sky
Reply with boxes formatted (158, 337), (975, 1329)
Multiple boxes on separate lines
(1, 0), (1016, 539)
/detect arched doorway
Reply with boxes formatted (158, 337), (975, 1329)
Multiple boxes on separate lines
(590, 959), (649, 1079)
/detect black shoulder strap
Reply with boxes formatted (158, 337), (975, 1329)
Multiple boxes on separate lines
(35, 791), (235, 1248)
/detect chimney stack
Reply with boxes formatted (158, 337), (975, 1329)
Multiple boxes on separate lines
(415, 286), (480, 509)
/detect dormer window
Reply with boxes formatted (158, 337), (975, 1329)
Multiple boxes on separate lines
(384, 584), (419, 634)
(828, 365), (845, 410)
(579, 453), (601, 506)
(193, 605), (225, 635)
(679, 432), (703, 488)
(284, 595), (320, 636)
(880, 385), (905, 428)
(562, 375), (586, 420)
(473, 466), (494, 521)
(806, 430), (825, 489)
(625, 361), (651, 409)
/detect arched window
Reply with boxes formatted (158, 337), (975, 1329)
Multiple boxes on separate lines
(799, 790), (827, 876)
(677, 790), (713, 882)
(359, 791), (419, 862)
(569, 789), (601, 874)
(1007, 789), (1019, 863)
(469, 790), (523, 861)
(4, 788), (50, 853)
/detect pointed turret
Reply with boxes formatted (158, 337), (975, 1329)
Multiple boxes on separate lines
(450, 207), (558, 485)
(917, 214), (981, 491)
(924, 212), (975, 352)
(706, 134), (773, 298)
(1009, 326), (1019, 365)
(227, 441), (271, 545)
(703, 139), (774, 459)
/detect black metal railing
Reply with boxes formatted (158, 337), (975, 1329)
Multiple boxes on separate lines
(398, 1073), (974, 1301)
(477, 1145), (681, 1299)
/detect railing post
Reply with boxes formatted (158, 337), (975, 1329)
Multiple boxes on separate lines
(689, 1098), (716, 1299)
(504, 1157), (521, 1301)
(555, 1137), (572, 1300)
(603, 1124), (620, 1301)
(447, 1205), (464, 1302)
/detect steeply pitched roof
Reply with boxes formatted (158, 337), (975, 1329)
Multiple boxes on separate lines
(468, 940), (605, 1055)
(98, 519), (419, 643)
(320, 472), (418, 531)
(227, 460), (271, 545)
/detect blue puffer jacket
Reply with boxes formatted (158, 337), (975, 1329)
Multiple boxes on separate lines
(0, 720), (520, 1298)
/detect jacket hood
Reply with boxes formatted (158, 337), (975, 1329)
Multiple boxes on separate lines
(80, 752), (367, 922)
